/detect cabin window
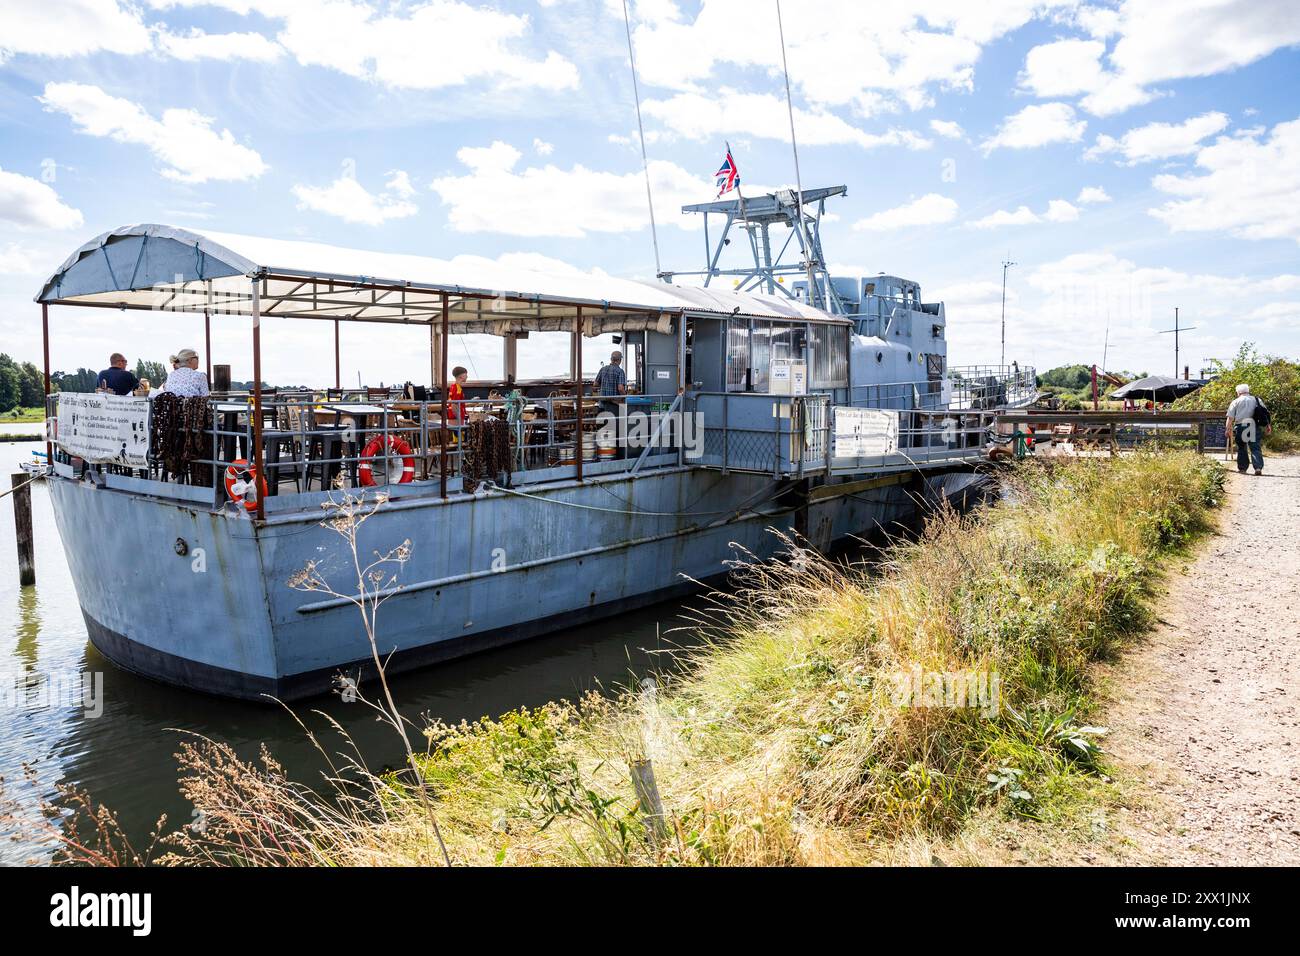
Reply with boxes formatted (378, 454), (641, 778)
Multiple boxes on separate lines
(750, 321), (772, 391)
(749, 320), (808, 392)
(726, 319), (749, 389)
(810, 323), (848, 388)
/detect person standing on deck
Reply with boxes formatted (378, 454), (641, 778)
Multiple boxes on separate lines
(594, 351), (627, 411)
(96, 353), (139, 396)
(160, 348), (210, 397)
(446, 366), (468, 425)
(1226, 383), (1270, 475)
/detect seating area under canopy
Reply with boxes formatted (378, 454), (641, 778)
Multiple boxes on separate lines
(36, 224), (849, 516)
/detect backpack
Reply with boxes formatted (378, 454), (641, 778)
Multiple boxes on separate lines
(1252, 397), (1271, 430)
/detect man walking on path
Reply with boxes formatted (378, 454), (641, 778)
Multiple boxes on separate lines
(1226, 383), (1270, 475)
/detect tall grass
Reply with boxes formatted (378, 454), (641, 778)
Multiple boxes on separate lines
(10, 451), (1225, 866)
(252, 451), (1223, 865)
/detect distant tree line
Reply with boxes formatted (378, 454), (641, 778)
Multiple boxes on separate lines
(1, 355), (287, 410)
(0, 356), (177, 410)
(0, 354), (45, 411)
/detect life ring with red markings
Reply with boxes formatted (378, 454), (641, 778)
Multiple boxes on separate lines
(224, 459), (267, 511)
(358, 434), (415, 486)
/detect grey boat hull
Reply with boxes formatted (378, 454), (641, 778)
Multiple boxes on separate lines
(50, 466), (982, 701)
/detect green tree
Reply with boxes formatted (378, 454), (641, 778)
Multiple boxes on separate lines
(52, 368), (99, 393)
(136, 359), (168, 387)
(1177, 343), (1299, 431)
(1038, 364), (1093, 391)
(0, 355), (20, 412)
(19, 362), (44, 407)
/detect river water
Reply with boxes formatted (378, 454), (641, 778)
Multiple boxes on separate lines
(0, 438), (705, 864)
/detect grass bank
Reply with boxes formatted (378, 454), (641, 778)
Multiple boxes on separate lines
(75, 450), (1226, 866)
(1, 407), (45, 424)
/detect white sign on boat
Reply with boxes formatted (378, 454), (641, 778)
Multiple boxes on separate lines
(56, 393), (150, 467)
(833, 407), (899, 458)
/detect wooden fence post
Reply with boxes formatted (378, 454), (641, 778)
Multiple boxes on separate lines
(631, 758), (668, 847)
(11, 473), (34, 586)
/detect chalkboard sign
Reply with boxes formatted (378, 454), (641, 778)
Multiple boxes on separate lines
(1201, 420), (1227, 451)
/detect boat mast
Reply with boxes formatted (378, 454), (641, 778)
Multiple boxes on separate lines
(621, 0), (664, 281)
(775, 0), (819, 307)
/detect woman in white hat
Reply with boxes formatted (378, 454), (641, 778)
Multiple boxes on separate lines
(160, 348), (209, 397)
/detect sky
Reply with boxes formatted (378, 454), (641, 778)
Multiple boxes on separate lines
(1, 0), (1298, 385)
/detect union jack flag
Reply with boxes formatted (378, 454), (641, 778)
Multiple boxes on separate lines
(715, 143), (740, 197)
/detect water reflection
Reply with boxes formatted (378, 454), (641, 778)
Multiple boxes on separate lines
(14, 587), (39, 673)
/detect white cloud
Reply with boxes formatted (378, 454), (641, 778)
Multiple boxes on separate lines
(968, 205), (1039, 229)
(292, 171), (418, 226)
(1086, 111), (1230, 164)
(1076, 186), (1111, 204)
(430, 141), (713, 237)
(981, 103), (1086, 153)
(0, 166), (84, 230)
(384, 169), (416, 199)
(1020, 38), (1108, 97)
(852, 194), (958, 231)
(532, 138), (555, 156)
(1027, 251), (1300, 330)
(153, 28), (283, 62)
(38, 82), (267, 184)
(270, 0), (578, 92)
(1149, 117), (1300, 243)
(929, 119), (964, 139)
(1025, 0), (1300, 117)
(1106, 0), (1300, 90)
(968, 198), (1079, 228)
(1044, 199), (1080, 222)
(0, 0), (151, 60)
(0, 243), (37, 274)
(627, 0), (1075, 117)
(642, 90), (931, 150)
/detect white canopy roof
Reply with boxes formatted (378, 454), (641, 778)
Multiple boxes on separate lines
(37, 224), (842, 335)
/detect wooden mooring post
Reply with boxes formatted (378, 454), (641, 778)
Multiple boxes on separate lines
(11, 473), (34, 586)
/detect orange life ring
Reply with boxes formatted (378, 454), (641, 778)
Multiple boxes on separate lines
(224, 459), (267, 511)
(358, 434), (415, 486)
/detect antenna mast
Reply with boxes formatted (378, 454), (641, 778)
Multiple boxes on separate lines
(775, 0), (819, 307)
(621, 0), (663, 280)
(1000, 257), (1016, 368)
(1158, 306), (1197, 378)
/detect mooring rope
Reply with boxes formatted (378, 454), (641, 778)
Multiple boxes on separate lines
(0, 474), (40, 500)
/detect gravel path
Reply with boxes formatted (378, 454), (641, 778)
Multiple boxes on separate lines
(1105, 453), (1300, 864)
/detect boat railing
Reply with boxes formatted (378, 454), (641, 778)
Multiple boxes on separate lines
(45, 391), (688, 509)
(688, 391), (997, 477)
(846, 365), (1037, 412)
(946, 365), (1038, 408)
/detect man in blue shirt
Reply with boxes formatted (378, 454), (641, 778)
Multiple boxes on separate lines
(594, 351), (627, 399)
(594, 351), (628, 456)
(96, 353), (139, 395)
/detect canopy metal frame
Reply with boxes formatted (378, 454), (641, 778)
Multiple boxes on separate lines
(37, 225), (849, 521)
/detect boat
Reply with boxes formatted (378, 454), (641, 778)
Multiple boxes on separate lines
(19, 450), (48, 479)
(33, 189), (1035, 700)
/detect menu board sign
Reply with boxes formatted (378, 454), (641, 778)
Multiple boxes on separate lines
(56, 393), (150, 467)
(833, 407), (899, 458)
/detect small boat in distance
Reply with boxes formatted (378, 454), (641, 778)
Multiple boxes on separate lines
(19, 449), (48, 479)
